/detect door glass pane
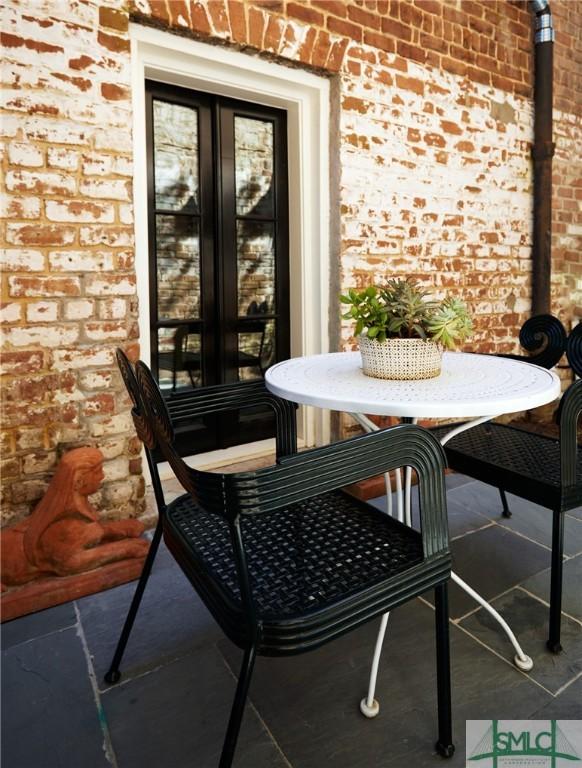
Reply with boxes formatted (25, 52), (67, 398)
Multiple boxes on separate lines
(156, 215), (200, 320)
(157, 326), (201, 391)
(153, 100), (198, 213)
(238, 319), (275, 381)
(235, 116), (274, 216)
(237, 220), (275, 316)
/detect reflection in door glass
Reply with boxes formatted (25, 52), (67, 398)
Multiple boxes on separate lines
(157, 326), (201, 391)
(235, 117), (274, 216)
(237, 220), (275, 317)
(237, 320), (275, 381)
(156, 215), (200, 320)
(153, 101), (198, 213)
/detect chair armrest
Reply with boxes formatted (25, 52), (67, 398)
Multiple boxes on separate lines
(225, 424), (449, 559)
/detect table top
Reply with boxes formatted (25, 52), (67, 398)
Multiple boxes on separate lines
(265, 351), (561, 418)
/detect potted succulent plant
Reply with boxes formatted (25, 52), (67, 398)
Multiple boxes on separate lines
(340, 278), (473, 380)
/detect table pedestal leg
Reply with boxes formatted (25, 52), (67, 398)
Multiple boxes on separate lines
(351, 413), (534, 718)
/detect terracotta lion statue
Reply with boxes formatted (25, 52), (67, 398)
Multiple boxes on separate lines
(1, 447), (149, 588)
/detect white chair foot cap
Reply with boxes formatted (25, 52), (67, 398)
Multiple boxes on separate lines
(514, 653), (533, 672)
(360, 697), (380, 718)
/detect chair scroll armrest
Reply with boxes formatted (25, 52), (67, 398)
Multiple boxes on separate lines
(497, 314), (567, 369)
(225, 424), (450, 559)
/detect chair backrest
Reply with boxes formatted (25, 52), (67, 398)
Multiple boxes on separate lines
(129, 357), (298, 519)
(560, 324), (582, 486)
(116, 348), (167, 512)
(499, 314), (567, 369)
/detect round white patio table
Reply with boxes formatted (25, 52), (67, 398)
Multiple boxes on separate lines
(265, 351), (561, 715)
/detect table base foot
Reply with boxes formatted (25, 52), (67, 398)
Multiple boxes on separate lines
(514, 653), (533, 672)
(359, 697), (380, 718)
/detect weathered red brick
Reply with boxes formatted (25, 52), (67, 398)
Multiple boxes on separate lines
(312, 0), (347, 17)
(287, 2), (323, 26)
(363, 30), (396, 53)
(228, 0), (247, 43)
(97, 30), (130, 53)
(69, 54), (95, 70)
(248, 7), (266, 48)
(381, 17), (413, 41)
(327, 16), (362, 42)
(9, 276), (81, 298)
(0, 32), (63, 54)
(348, 5), (381, 29)
(263, 15), (284, 52)
(311, 29), (332, 68)
(327, 37), (349, 72)
(6, 224), (76, 246)
(99, 6), (129, 31)
(101, 83), (130, 101)
(208, 0), (230, 35)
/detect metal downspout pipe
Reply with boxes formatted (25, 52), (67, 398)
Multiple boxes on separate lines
(530, 0), (555, 314)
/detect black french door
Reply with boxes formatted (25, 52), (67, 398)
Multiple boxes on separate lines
(146, 81), (290, 455)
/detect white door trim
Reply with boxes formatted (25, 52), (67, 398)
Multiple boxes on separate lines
(130, 24), (331, 467)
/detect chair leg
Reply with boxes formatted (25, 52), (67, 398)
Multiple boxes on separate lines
(219, 643), (257, 768)
(104, 521), (164, 684)
(499, 488), (512, 518)
(434, 583), (455, 759)
(547, 509), (565, 654)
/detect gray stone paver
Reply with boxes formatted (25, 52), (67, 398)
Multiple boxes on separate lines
(2, 475), (580, 768)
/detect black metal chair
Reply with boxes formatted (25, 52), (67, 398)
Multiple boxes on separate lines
(432, 318), (581, 653)
(105, 350), (455, 767)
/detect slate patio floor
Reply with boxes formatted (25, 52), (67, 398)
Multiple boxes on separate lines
(2, 474), (581, 768)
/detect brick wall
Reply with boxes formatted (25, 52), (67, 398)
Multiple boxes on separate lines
(1, 1), (141, 526)
(1, 0), (580, 527)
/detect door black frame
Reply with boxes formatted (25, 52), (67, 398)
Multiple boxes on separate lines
(145, 80), (290, 454)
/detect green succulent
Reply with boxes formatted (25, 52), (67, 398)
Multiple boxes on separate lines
(340, 279), (472, 350)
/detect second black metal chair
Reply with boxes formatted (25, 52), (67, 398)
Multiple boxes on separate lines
(432, 319), (582, 653)
(105, 350), (455, 767)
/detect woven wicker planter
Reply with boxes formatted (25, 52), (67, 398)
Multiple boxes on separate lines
(359, 335), (443, 380)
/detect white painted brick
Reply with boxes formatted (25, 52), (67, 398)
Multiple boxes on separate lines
(52, 347), (114, 370)
(79, 226), (134, 247)
(79, 178), (130, 201)
(111, 156), (132, 176)
(45, 200), (115, 223)
(98, 298), (127, 319)
(0, 195), (42, 219)
(0, 249), (45, 271)
(2, 325), (78, 348)
(64, 299), (96, 320)
(85, 275), (136, 296)
(79, 370), (114, 390)
(7, 142), (44, 167)
(0, 302), (22, 323)
(89, 412), (134, 438)
(5, 170), (76, 195)
(26, 301), (59, 323)
(82, 153), (113, 176)
(20, 116), (94, 145)
(119, 204), (133, 224)
(47, 147), (80, 170)
(48, 251), (115, 272)
(103, 457), (130, 482)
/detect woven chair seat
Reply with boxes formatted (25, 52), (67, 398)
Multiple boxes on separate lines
(432, 422), (582, 510)
(166, 489), (423, 619)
